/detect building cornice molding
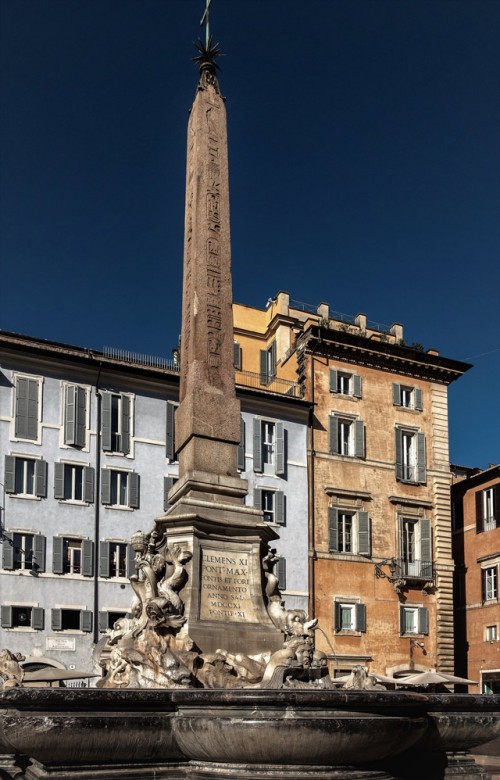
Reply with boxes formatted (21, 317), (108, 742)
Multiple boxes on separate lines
(389, 495), (434, 509)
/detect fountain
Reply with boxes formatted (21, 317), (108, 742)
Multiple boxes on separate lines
(1, 24), (499, 780)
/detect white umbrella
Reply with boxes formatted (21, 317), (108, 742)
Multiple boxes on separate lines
(399, 670), (477, 687)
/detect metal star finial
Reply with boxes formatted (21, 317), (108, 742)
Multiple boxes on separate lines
(192, 37), (223, 73)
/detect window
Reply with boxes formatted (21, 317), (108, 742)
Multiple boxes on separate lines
(253, 419), (285, 476)
(2, 532), (46, 573)
(102, 392), (131, 454)
(329, 416), (365, 459)
(4, 455), (47, 498)
(110, 543), (127, 578)
(101, 469), (140, 509)
(166, 400), (178, 462)
(400, 606), (428, 635)
(14, 376), (40, 441)
(483, 566), (498, 602)
(486, 625), (498, 642)
(329, 369), (362, 398)
(64, 385), (87, 447)
(254, 489), (285, 524)
(334, 601), (366, 633)
(395, 428), (426, 483)
(392, 384), (423, 411)
(51, 609), (92, 632)
(477, 487), (499, 532)
(397, 517), (432, 579)
(1, 606), (44, 630)
(12, 533), (33, 570)
(99, 541), (134, 578)
(54, 462), (94, 503)
(53, 537), (94, 576)
(328, 508), (370, 555)
(259, 341), (277, 385)
(99, 611), (128, 633)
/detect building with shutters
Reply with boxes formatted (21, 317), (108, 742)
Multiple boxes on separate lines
(233, 292), (471, 678)
(0, 329), (309, 675)
(452, 464), (500, 693)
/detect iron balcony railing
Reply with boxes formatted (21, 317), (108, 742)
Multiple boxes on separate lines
(393, 558), (433, 581)
(484, 517), (497, 532)
(235, 369), (299, 397)
(103, 346), (180, 371)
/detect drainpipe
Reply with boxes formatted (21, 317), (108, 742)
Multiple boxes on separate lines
(93, 362), (103, 645)
(308, 342), (318, 619)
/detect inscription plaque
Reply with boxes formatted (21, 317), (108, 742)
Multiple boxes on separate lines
(200, 547), (259, 622)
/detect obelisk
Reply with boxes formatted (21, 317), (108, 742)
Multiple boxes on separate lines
(158, 40), (283, 655)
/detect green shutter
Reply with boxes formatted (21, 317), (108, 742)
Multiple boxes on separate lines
(276, 422), (285, 476)
(4, 455), (15, 493)
(99, 541), (110, 578)
(259, 350), (268, 385)
(82, 540), (94, 577)
(234, 342), (242, 370)
(99, 611), (108, 633)
(420, 518), (432, 577)
(120, 395), (130, 455)
(101, 469), (111, 504)
(1, 606), (13, 628)
(419, 607), (429, 635)
(334, 602), (342, 631)
(128, 473), (140, 509)
(164, 476), (175, 511)
(101, 392), (112, 451)
(33, 535), (46, 573)
(414, 388), (423, 412)
(80, 611), (93, 633)
(65, 385), (76, 445)
(329, 416), (339, 454)
(253, 418), (263, 472)
(395, 428), (403, 481)
(392, 384), (401, 406)
(126, 544), (136, 578)
(476, 491), (484, 533)
(52, 537), (64, 575)
(494, 486), (500, 523)
(277, 556), (286, 590)
(51, 609), (62, 631)
(357, 511), (370, 555)
(54, 462), (64, 500)
(84, 467), (94, 503)
(416, 433), (427, 484)
(328, 507), (339, 552)
(355, 603), (366, 633)
(275, 491), (285, 525)
(2, 534), (14, 570)
(353, 375), (362, 399)
(27, 379), (39, 440)
(237, 417), (245, 471)
(31, 608), (44, 631)
(354, 419), (365, 458)
(399, 607), (405, 635)
(329, 369), (338, 393)
(166, 401), (177, 461)
(35, 459), (47, 498)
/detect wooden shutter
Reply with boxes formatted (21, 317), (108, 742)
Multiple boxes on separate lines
(355, 603), (366, 633)
(99, 611), (108, 633)
(275, 491), (285, 525)
(54, 462), (65, 499)
(4, 455), (15, 493)
(334, 602), (342, 631)
(276, 422), (285, 476)
(83, 467), (94, 503)
(52, 536), (64, 575)
(166, 401), (177, 461)
(27, 379), (39, 440)
(395, 428), (403, 481)
(329, 416), (339, 455)
(353, 374), (362, 399)
(414, 388), (423, 412)
(329, 369), (338, 393)
(420, 518), (432, 578)
(416, 433), (427, 484)
(277, 556), (286, 590)
(51, 609), (62, 631)
(269, 341), (277, 378)
(354, 419), (365, 459)
(357, 511), (370, 555)
(328, 507), (339, 552)
(259, 350), (268, 385)
(80, 611), (93, 632)
(101, 392), (112, 451)
(126, 545), (136, 578)
(31, 608), (44, 631)
(120, 395), (131, 455)
(2, 534), (14, 570)
(164, 476), (175, 511)
(65, 385), (76, 445)
(33, 534), (46, 573)
(75, 386), (87, 447)
(253, 487), (262, 509)
(399, 606), (405, 635)
(99, 541), (110, 578)
(253, 418), (263, 473)
(476, 491), (484, 533)
(15, 378), (38, 440)
(128, 473), (140, 509)
(82, 540), (94, 577)
(392, 384), (401, 406)
(1, 606), (13, 628)
(234, 342), (242, 370)
(101, 469), (111, 505)
(419, 607), (429, 635)
(237, 417), (246, 471)
(35, 459), (47, 498)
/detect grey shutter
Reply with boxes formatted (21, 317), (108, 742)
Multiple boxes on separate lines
(476, 491), (484, 533)
(164, 476), (175, 511)
(35, 459), (47, 498)
(420, 518), (432, 578)
(15, 377), (29, 438)
(269, 341), (277, 378)
(101, 469), (111, 504)
(128, 473), (140, 509)
(237, 417), (246, 471)
(395, 428), (403, 481)
(99, 541), (110, 578)
(126, 544), (136, 578)
(99, 611), (108, 633)
(166, 401), (176, 461)
(253, 487), (262, 509)
(259, 350), (268, 385)
(4, 455), (15, 493)
(65, 385), (76, 444)
(1, 606), (13, 628)
(31, 608), (44, 631)
(2, 534), (14, 570)
(357, 511), (370, 555)
(80, 610), (93, 633)
(353, 375), (362, 399)
(234, 342), (242, 370)
(51, 609), (62, 631)
(276, 422), (285, 476)
(120, 395), (130, 455)
(355, 603), (366, 633)
(354, 419), (365, 459)
(414, 388), (423, 412)
(416, 432), (427, 484)
(253, 418), (263, 473)
(84, 467), (94, 503)
(54, 462), (64, 499)
(328, 507), (339, 552)
(399, 607), (405, 635)
(329, 369), (338, 393)
(82, 540), (94, 577)
(392, 384), (402, 406)
(419, 607), (429, 635)
(275, 491), (285, 525)
(33, 534), (46, 573)
(277, 556), (286, 590)
(101, 392), (112, 451)
(52, 536), (64, 575)
(329, 416), (339, 454)
(75, 386), (87, 447)
(27, 379), (39, 440)
(334, 602), (342, 631)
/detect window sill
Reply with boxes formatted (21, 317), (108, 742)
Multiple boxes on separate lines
(57, 500), (90, 507)
(335, 630), (362, 637)
(102, 504), (134, 511)
(331, 393), (360, 402)
(8, 494), (41, 501)
(3, 627), (38, 632)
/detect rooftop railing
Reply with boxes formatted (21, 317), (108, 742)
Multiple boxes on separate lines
(235, 369), (299, 397)
(103, 346), (180, 371)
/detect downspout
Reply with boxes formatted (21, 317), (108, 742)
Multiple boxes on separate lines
(308, 342), (318, 619)
(93, 362), (103, 645)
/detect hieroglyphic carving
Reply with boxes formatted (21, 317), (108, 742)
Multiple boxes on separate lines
(205, 106), (223, 367)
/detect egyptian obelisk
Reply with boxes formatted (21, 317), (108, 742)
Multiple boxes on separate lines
(157, 38), (283, 655)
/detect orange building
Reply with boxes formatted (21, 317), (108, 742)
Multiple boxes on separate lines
(234, 291), (471, 677)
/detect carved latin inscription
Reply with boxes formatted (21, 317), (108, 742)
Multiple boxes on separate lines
(200, 548), (259, 623)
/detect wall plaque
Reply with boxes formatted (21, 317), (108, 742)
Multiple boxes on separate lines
(46, 636), (76, 652)
(200, 547), (259, 622)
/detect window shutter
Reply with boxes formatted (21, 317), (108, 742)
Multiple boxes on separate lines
(31, 608), (44, 631)
(237, 417), (246, 471)
(2, 533), (14, 570)
(475, 491), (484, 533)
(395, 428), (403, 481)
(392, 384), (402, 406)
(52, 537), (64, 575)
(276, 422), (285, 476)
(420, 518), (432, 578)
(253, 488), (262, 512)
(128, 473), (140, 509)
(75, 386), (87, 447)
(51, 609), (62, 631)
(4, 455), (16, 493)
(83, 467), (94, 503)
(399, 607), (405, 635)
(35, 459), (47, 498)
(355, 603), (366, 633)
(414, 388), (423, 412)
(269, 341), (277, 378)
(277, 556), (286, 590)
(54, 462), (64, 499)
(353, 375), (362, 399)
(328, 507), (339, 552)
(329, 369), (338, 393)
(82, 540), (94, 577)
(234, 342), (242, 370)
(253, 418), (263, 473)
(101, 392), (112, 451)
(166, 401), (177, 461)
(164, 476), (175, 511)
(27, 379), (39, 440)
(419, 607), (429, 635)
(99, 541), (110, 578)
(416, 433), (427, 484)
(120, 395), (131, 455)
(101, 469), (111, 505)
(1, 606), (13, 629)
(99, 611), (108, 633)
(275, 491), (285, 525)
(329, 416), (339, 455)
(357, 511), (370, 555)
(65, 385), (76, 445)
(33, 534), (46, 573)
(126, 544), (136, 578)
(354, 419), (365, 459)
(259, 350), (268, 385)
(334, 602), (342, 631)
(15, 377), (29, 438)
(495, 486), (500, 523)
(80, 610), (93, 632)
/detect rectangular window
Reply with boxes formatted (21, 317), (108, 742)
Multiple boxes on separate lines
(262, 421), (275, 469)
(400, 606), (428, 635)
(329, 416), (365, 459)
(401, 432), (415, 482)
(262, 490), (275, 523)
(260, 341), (277, 385)
(254, 489), (285, 525)
(395, 428), (426, 484)
(0, 605), (44, 630)
(4, 455), (47, 498)
(63, 539), (82, 575)
(102, 392), (131, 454)
(398, 517), (432, 580)
(334, 601), (366, 633)
(340, 604), (354, 630)
(111, 471), (128, 506)
(484, 488), (496, 530)
(483, 566), (498, 602)
(64, 385), (87, 447)
(99, 610), (128, 633)
(328, 508), (371, 556)
(329, 369), (362, 398)
(109, 542), (127, 578)
(64, 464), (83, 501)
(13, 533), (34, 570)
(14, 376), (40, 440)
(486, 625), (498, 642)
(15, 458), (35, 495)
(51, 608), (92, 632)
(338, 373), (351, 395)
(404, 607), (418, 634)
(393, 384), (423, 411)
(338, 419), (352, 456)
(101, 469), (140, 509)
(338, 512), (353, 553)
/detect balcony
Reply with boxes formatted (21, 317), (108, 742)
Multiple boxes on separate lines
(393, 558), (433, 581)
(235, 369), (299, 397)
(484, 517), (497, 532)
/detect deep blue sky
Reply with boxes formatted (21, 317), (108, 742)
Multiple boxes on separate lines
(1, 1), (498, 469)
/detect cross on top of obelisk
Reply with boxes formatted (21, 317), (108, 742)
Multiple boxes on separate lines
(200, 0), (213, 48)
